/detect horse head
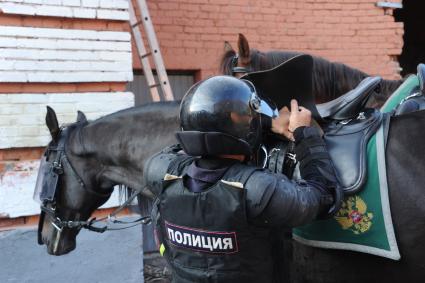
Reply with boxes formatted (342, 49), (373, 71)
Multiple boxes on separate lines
(36, 103), (178, 256)
(36, 107), (113, 255)
(220, 33), (271, 77)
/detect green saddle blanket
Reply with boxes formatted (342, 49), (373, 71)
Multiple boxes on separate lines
(292, 75), (420, 260)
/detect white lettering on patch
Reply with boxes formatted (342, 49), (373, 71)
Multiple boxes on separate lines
(165, 222), (238, 254)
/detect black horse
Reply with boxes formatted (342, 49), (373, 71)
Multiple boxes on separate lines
(221, 34), (403, 107)
(37, 102), (180, 255)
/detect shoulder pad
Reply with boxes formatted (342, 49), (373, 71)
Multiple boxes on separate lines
(143, 148), (191, 196)
(245, 170), (278, 218)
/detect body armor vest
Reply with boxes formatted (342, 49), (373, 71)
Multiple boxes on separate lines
(152, 156), (274, 283)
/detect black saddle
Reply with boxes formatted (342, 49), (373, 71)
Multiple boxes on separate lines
(322, 108), (381, 194)
(267, 107), (382, 194)
(317, 77), (382, 120)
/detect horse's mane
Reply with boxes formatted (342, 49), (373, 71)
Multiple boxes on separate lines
(96, 100), (180, 120)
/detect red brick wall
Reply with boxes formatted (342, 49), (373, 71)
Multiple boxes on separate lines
(0, 148), (44, 172)
(141, 0), (403, 79)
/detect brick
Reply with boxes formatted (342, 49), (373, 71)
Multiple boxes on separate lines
(76, 82), (112, 92)
(0, 3), (36, 15)
(97, 9), (129, 20)
(82, 0), (99, 8)
(8, 94), (47, 103)
(1, 148), (43, 161)
(0, 72), (27, 82)
(72, 7), (97, 19)
(99, 0), (126, 9)
(157, 2), (179, 10)
(25, 0), (43, 4)
(36, 5), (73, 17)
(62, 0), (81, 6)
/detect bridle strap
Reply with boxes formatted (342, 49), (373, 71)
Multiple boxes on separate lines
(233, 66), (251, 74)
(44, 184), (152, 233)
(40, 125), (152, 234)
(231, 53), (251, 75)
(37, 210), (46, 245)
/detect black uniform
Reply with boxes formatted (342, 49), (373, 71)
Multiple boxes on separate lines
(144, 125), (340, 283)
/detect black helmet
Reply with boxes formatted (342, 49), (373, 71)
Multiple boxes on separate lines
(176, 75), (275, 157)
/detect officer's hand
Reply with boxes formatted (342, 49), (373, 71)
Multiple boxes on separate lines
(288, 99), (311, 133)
(271, 106), (293, 140)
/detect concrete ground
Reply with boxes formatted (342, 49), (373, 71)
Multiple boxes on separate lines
(0, 217), (143, 283)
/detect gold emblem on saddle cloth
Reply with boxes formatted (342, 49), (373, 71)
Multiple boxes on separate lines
(334, 196), (374, 234)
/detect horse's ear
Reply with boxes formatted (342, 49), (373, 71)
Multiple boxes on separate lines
(76, 110), (87, 123)
(238, 33), (251, 64)
(224, 41), (234, 53)
(45, 106), (60, 142)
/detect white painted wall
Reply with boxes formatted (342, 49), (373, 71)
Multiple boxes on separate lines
(0, 91), (135, 218)
(0, 0), (129, 20)
(0, 160), (128, 218)
(0, 26), (133, 82)
(0, 92), (135, 148)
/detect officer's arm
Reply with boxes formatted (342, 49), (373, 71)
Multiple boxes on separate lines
(247, 126), (342, 227)
(143, 144), (184, 196)
(293, 126), (339, 199)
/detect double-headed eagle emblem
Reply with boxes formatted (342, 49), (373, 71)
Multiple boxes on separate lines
(334, 196), (374, 234)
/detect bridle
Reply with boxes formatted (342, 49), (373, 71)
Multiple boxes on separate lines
(231, 54), (251, 75)
(36, 126), (150, 246)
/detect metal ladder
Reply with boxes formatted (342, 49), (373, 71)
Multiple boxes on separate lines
(129, 0), (174, 101)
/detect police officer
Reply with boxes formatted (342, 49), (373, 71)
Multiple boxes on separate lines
(144, 75), (342, 283)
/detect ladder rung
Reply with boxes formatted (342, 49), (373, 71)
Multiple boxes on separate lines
(141, 52), (152, 59)
(149, 83), (161, 88)
(131, 20), (143, 28)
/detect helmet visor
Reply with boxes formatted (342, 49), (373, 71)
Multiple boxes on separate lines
(260, 99), (278, 118)
(242, 79), (278, 118)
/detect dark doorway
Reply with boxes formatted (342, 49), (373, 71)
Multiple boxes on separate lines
(127, 71), (195, 106)
(394, 1), (425, 76)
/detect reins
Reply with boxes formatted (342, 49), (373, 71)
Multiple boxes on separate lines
(42, 185), (151, 233)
